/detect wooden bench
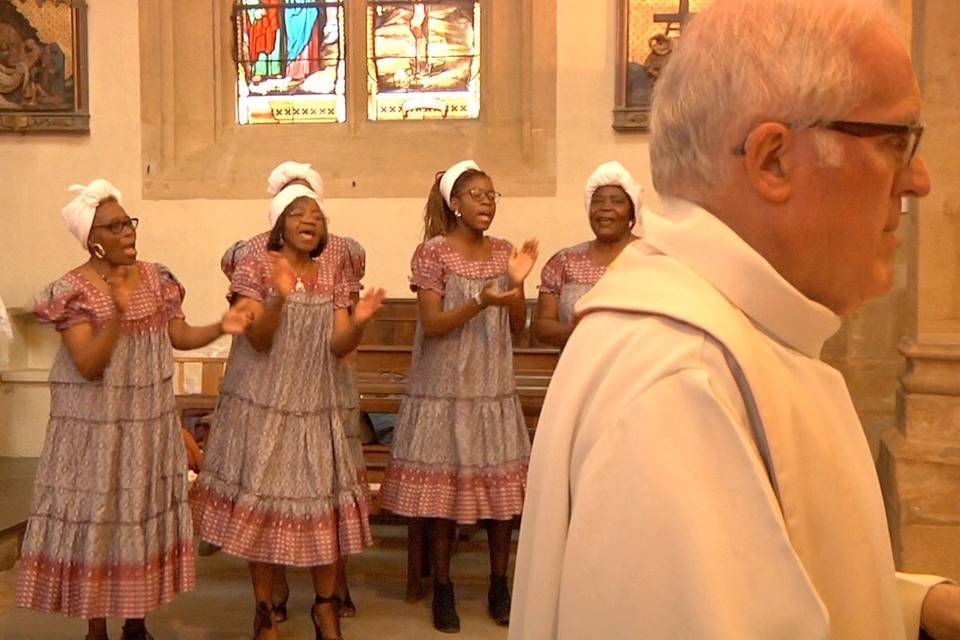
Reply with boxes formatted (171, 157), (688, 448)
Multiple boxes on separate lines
(174, 299), (560, 601)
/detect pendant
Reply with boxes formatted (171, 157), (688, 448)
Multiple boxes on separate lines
(294, 276), (306, 293)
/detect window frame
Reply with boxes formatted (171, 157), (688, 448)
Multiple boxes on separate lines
(139, 0), (556, 200)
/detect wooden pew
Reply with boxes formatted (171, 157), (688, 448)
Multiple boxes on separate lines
(173, 299), (560, 601)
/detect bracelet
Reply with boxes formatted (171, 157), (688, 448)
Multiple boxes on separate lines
(473, 291), (487, 308)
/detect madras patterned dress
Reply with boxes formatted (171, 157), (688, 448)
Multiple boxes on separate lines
(220, 232), (368, 493)
(192, 239), (371, 566)
(380, 236), (530, 524)
(16, 263), (195, 618)
(337, 237), (368, 490)
(539, 242), (608, 323)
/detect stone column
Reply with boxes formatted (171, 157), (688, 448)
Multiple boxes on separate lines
(878, 0), (960, 580)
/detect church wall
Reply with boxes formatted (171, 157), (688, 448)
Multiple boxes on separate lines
(0, 0), (647, 325)
(0, 0), (914, 458)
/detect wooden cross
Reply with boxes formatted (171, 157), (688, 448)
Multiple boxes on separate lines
(654, 0), (696, 37)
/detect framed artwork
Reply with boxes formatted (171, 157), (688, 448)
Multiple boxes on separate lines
(613, 0), (701, 131)
(0, 0), (89, 133)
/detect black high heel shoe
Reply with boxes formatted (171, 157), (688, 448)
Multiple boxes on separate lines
(337, 584), (356, 618)
(272, 585), (290, 623)
(253, 601), (275, 639)
(311, 594), (344, 640)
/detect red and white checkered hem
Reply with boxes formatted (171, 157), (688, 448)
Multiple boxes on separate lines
(380, 460), (527, 524)
(191, 484), (373, 567)
(15, 543), (196, 619)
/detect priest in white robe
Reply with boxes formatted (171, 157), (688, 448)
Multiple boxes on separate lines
(510, 0), (960, 638)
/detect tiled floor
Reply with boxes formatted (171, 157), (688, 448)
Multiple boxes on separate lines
(0, 528), (513, 639)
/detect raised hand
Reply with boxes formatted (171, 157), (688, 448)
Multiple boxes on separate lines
(268, 251), (296, 298)
(479, 280), (521, 307)
(508, 238), (539, 286)
(221, 305), (254, 335)
(354, 287), (386, 325)
(107, 265), (133, 314)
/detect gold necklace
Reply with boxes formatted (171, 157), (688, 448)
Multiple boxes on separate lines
(289, 259), (311, 293)
(91, 262), (111, 283)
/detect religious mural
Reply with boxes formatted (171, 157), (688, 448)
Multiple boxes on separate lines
(235, 0), (346, 124)
(614, 0), (706, 130)
(0, 0), (87, 133)
(367, 1), (480, 121)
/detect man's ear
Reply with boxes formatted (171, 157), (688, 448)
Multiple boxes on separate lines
(743, 122), (795, 204)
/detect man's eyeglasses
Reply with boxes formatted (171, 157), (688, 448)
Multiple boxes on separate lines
(733, 120), (924, 166)
(464, 188), (501, 203)
(91, 217), (139, 235)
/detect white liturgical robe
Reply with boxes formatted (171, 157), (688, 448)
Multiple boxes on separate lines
(509, 199), (944, 639)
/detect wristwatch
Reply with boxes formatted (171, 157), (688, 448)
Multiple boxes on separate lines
(473, 291), (487, 308)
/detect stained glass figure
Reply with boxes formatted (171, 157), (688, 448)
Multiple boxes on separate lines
(235, 1), (345, 124)
(367, 1), (480, 121)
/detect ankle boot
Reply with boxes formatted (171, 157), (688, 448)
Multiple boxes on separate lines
(488, 574), (511, 626)
(432, 580), (461, 633)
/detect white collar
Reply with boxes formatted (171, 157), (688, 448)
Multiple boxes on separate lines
(642, 198), (841, 358)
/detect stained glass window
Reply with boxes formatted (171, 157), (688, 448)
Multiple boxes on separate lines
(234, 1), (345, 125)
(367, 1), (481, 121)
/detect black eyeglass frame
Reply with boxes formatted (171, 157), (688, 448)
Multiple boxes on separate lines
(90, 217), (140, 235)
(732, 119), (924, 166)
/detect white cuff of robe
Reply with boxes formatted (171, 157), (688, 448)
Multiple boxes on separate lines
(896, 572), (954, 640)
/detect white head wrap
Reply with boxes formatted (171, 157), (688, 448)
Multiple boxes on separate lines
(583, 161), (643, 216)
(269, 184), (323, 227)
(61, 178), (123, 249)
(439, 160), (481, 208)
(266, 161), (323, 198)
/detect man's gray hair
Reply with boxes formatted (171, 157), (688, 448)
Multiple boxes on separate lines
(649, 0), (896, 196)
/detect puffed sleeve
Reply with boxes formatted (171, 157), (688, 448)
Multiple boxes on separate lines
(230, 252), (270, 303)
(344, 237), (366, 293)
(539, 249), (567, 296)
(156, 263), (186, 321)
(33, 276), (96, 332)
(409, 239), (445, 294)
(332, 247), (352, 310)
(222, 232), (271, 280)
(220, 240), (250, 280)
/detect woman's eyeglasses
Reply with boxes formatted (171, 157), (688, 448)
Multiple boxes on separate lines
(463, 188), (501, 203)
(91, 217), (139, 235)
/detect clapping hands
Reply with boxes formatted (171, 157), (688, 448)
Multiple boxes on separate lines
(478, 280), (521, 307)
(268, 251), (297, 298)
(354, 287), (387, 325)
(508, 239), (539, 287)
(221, 305), (254, 335)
